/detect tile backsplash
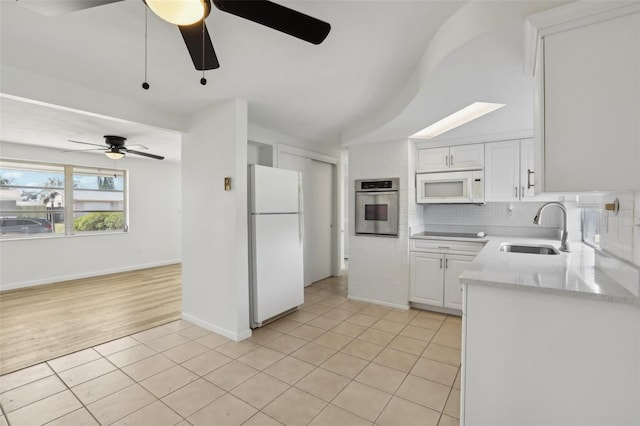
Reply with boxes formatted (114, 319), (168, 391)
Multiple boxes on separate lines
(418, 192), (637, 267)
(421, 201), (581, 240)
(598, 192), (637, 266)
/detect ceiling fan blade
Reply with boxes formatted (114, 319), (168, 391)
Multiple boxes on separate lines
(126, 149), (165, 160)
(212, 0), (330, 45)
(61, 148), (104, 153)
(16, 0), (124, 16)
(68, 139), (106, 148)
(179, 21), (220, 70)
(127, 144), (149, 150)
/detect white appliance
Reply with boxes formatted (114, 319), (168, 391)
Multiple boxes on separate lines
(416, 170), (485, 204)
(248, 165), (304, 328)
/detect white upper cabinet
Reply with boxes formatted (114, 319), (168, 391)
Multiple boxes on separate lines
(417, 144), (484, 172)
(485, 140), (520, 202)
(485, 139), (557, 202)
(450, 144), (485, 170)
(528, 3), (640, 192)
(519, 139), (536, 198)
(418, 147), (450, 171)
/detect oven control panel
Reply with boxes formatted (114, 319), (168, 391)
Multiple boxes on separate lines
(357, 178), (399, 191)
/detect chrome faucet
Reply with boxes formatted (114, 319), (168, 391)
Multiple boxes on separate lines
(533, 202), (570, 252)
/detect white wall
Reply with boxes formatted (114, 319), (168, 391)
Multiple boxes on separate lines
(181, 99), (250, 341)
(598, 192), (637, 266)
(1, 66), (187, 133)
(407, 140), (423, 232)
(248, 124), (342, 163)
(348, 139), (411, 309)
(342, 150), (349, 264)
(0, 141), (182, 290)
(635, 191), (640, 267)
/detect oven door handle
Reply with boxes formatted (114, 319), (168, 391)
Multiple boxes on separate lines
(356, 191), (398, 196)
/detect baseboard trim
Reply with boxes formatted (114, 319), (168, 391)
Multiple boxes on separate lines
(347, 294), (410, 310)
(182, 312), (252, 342)
(0, 260), (182, 291)
(410, 301), (462, 317)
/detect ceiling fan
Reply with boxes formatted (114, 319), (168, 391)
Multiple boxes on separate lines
(16, 0), (332, 71)
(66, 135), (165, 160)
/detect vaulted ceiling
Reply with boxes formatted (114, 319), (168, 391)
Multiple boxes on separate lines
(0, 0), (567, 160)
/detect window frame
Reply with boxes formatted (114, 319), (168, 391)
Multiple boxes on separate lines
(581, 207), (601, 250)
(0, 158), (129, 240)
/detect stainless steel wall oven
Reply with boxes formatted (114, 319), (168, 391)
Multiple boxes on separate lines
(354, 178), (399, 237)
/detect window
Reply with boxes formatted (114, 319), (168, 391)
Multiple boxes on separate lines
(581, 208), (601, 248)
(0, 159), (127, 239)
(72, 167), (126, 234)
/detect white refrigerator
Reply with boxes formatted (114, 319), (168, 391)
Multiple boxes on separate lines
(249, 165), (304, 328)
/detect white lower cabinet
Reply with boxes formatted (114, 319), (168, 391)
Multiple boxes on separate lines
(462, 283), (640, 425)
(409, 239), (481, 311)
(410, 252), (444, 306)
(442, 255), (472, 310)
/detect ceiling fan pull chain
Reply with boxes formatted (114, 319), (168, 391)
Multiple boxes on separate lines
(142, 6), (150, 90)
(200, 18), (207, 86)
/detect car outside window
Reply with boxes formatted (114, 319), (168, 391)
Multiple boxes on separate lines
(0, 159), (128, 239)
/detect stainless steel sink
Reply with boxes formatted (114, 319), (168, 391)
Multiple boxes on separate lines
(499, 243), (560, 255)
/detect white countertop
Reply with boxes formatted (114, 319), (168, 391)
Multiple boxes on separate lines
(459, 235), (640, 306)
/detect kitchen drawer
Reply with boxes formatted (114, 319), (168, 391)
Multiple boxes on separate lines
(410, 239), (484, 255)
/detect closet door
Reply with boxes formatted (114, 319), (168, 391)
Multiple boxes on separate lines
(279, 153), (334, 285)
(308, 160), (333, 283)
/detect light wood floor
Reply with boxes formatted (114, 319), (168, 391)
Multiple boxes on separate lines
(0, 264), (181, 375)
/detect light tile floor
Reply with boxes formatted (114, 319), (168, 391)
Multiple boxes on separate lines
(0, 275), (461, 426)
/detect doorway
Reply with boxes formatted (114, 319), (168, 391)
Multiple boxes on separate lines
(279, 153), (334, 286)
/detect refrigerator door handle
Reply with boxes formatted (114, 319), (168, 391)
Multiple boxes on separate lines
(299, 213), (304, 246)
(298, 176), (304, 246)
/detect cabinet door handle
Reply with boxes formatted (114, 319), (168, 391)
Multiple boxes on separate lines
(445, 258), (449, 269)
(450, 154), (453, 166)
(527, 169), (535, 189)
(445, 155), (449, 166)
(515, 186), (518, 198)
(439, 258), (443, 269)
(521, 186), (525, 198)
(437, 246), (450, 249)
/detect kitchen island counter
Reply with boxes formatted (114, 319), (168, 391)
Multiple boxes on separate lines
(459, 235), (640, 425)
(460, 235), (639, 305)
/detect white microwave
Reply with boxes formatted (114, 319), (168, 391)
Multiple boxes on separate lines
(416, 170), (485, 204)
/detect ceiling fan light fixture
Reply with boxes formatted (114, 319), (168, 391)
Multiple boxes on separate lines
(145, 0), (208, 26)
(105, 148), (125, 160)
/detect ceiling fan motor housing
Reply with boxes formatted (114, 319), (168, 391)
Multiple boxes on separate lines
(104, 135), (126, 147)
(67, 135), (164, 160)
